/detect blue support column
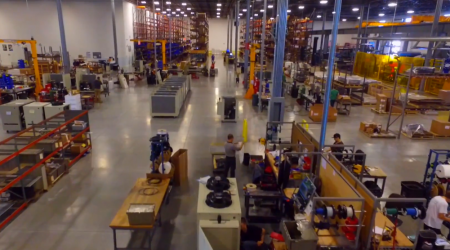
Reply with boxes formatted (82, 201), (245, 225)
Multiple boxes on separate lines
(319, 0), (342, 151)
(258, 0), (267, 112)
(243, 0), (251, 89)
(111, 0), (119, 64)
(271, 0), (288, 98)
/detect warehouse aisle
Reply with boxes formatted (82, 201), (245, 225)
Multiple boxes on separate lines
(0, 56), (443, 249)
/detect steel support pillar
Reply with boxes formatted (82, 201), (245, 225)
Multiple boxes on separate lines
(402, 41), (409, 53)
(169, 16), (172, 63)
(153, 2), (157, 68)
(319, 0), (342, 151)
(227, 14), (230, 51)
(56, 0), (70, 74)
(244, 0), (251, 89)
(323, 34), (329, 54)
(258, 0), (267, 113)
(421, 0), (443, 91)
(271, 0), (288, 98)
(320, 12), (326, 52)
(235, 0), (239, 70)
(356, 7), (364, 50)
(230, 11), (233, 56)
(111, 0), (119, 64)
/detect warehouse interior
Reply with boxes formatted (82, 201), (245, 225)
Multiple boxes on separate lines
(0, 0), (450, 250)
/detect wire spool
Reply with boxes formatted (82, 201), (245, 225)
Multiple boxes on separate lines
(406, 207), (426, 220)
(383, 207), (398, 216)
(347, 205), (355, 219)
(316, 205), (336, 219)
(337, 205), (348, 219)
(347, 149), (354, 159)
(245, 183), (257, 191)
(342, 149), (348, 160)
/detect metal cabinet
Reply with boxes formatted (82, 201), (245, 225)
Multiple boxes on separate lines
(23, 102), (50, 128)
(0, 99), (34, 131)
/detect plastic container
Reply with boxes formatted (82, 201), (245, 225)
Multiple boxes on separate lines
(415, 230), (437, 250)
(401, 181), (425, 198)
(364, 181), (382, 198)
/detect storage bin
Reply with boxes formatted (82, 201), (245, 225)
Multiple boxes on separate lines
(401, 181), (425, 198)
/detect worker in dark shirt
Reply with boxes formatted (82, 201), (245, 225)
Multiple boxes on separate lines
(328, 133), (344, 161)
(224, 134), (244, 178)
(277, 156), (299, 190)
(94, 77), (103, 103)
(241, 217), (266, 250)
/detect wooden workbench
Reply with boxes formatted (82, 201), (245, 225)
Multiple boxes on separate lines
(109, 178), (170, 249)
(373, 212), (413, 248)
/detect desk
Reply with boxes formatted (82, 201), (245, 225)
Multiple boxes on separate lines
(373, 212), (413, 248)
(109, 178), (171, 250)
(361, 166), (387, 196)
(1, 87), (34, 100)
(336, 99), (352, 115)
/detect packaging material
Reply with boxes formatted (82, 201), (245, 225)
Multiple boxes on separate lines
(64, 94), (82, 110)
(337, 75), (362, 85)
(309, 104), (337, 122)
(126, 203), (156, 225)
(171, 149), (188, 186)
(70, 143), (86, 154)
(430, 119), (450, 136)
(61, 133), (72, 145)
(376, 94), (387, 112)
(73, 133), (87, 143)
(360, 122), (382, 133)
(438, 90), (450, 105)
(402, 124), (425, 136)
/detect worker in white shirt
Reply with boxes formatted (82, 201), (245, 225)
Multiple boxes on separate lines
(423, 191), (450, 238)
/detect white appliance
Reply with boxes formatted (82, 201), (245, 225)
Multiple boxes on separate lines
(197, 178), (241, 250)
(217, 96), (238, 123)
(23, 102), (50, 127)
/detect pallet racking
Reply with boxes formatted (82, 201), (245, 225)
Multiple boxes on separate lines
(189, 13), (209, 63)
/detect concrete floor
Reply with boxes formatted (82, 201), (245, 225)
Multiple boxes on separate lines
(0, 55), (446, 249)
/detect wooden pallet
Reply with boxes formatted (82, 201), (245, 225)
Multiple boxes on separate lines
(363, 102), (377, 106)
(430, 132), (450, 139)
(371, 108), (389, 114)
(401, 132), (434, 140)
(361, 131), (396, 139)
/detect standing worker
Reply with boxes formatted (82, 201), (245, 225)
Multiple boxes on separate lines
(423, 191), (450, 239)
(94, 77), (103, 103)
(224, 134), (244, 178)
(330, 87), (339, 107)
(327, 133), (344, 161)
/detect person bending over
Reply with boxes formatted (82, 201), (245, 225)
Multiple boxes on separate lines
(241, 217), (265, 250)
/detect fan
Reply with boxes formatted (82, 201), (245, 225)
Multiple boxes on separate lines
(206, 191), (232, 208)
(206, 176), (230, 191)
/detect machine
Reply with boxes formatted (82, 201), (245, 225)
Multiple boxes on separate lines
(23, 102), (50, 127)
(42, 73), (72, 91)
(197, 177), (241, 250)
(0, 99), (34, 132)
(149, 129), (172, 174)
(217, 96), (238, 123)
(44, 103), (70, 120)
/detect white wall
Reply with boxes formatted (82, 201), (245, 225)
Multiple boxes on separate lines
(0, 0), (133, 69)
(311, 21), (359, 49)
(209, 18), (239, 54)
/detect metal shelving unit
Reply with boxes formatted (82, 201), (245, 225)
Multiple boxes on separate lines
(0, 110), (91, 229)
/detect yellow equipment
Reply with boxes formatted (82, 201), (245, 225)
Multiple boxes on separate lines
(244, 43), (260, 99)
(0, 39), (43, 96)
(130, 39), (167, 70)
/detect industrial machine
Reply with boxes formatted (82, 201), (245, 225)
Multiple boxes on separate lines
(149, 129), (172, 174)
(44, 103), (70, 120)
(42, 73), (71, 91)
(197, 177), (241, 250)
(217, 96), (238, 123)
(268, 97), (285, 123)
(23, 102), (50, 127)
(150, 76), (190, 117)
(0, 99), (34, 132)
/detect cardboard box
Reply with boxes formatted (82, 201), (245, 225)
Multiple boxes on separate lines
(171, 149), (188, 186)
(309, 104), (337, 122)
(430, 119), (450, 136)
(438, 90), (450, 105)
(359, 121), (382, 133)
(73, 134), (87, 143)
(61, 133), (72, 145)
(376, 94), (387, 112)
(70, 143), (86, 154)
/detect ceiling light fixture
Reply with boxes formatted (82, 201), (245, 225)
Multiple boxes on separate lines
(358, 17), (360, 19)
(217, 3), (221, 6)
(407, 10), (414, 14)
(168, 14), (171, 16)
(166, 1), (171, 4)
(182, 2), (186, 5)
(156, 8), (160, 10)
(141, 1), (147, 3)
(287, 9), (291, 13)
(239, 13), (243, 16)
(176, 14), (179, 16)
(380, 20), (386, 23)
(317, 15), (322, 18)
(154, 1), (159, 5)
(352, 8), (359, 11)
(260, 9), (264, 12)
(172, 12), (175, 14)
(184, 14), (187, 16)
(268, 5), (273, 8)
(320, 1), (327, 4)
(217, 8), (221, 10)
(167, 8), (171, 11)
(176, 8), (180, 11)
(217, 12), (220, 15)
(181, 11), (184, 14)
(187, 8), (191, 10)
(445, 14), (450, 17)
(342, 18), (347, 21)
(191, 12), (195, 14)
(250, 17), (253, 19)
(298, 6), (304, 9)
(405, 17), (412, 22)
(254, 14), (258, 16)
(388, 2), (397, 7)
(162, 11), (166, 14)
(243, 9), (247, 12)
(379, 13), (385, 16)
(270, 17), (274, 20)
(332, 11), (335, 14)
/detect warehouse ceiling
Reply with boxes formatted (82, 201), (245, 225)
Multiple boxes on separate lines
(127, 0), (450, 22)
